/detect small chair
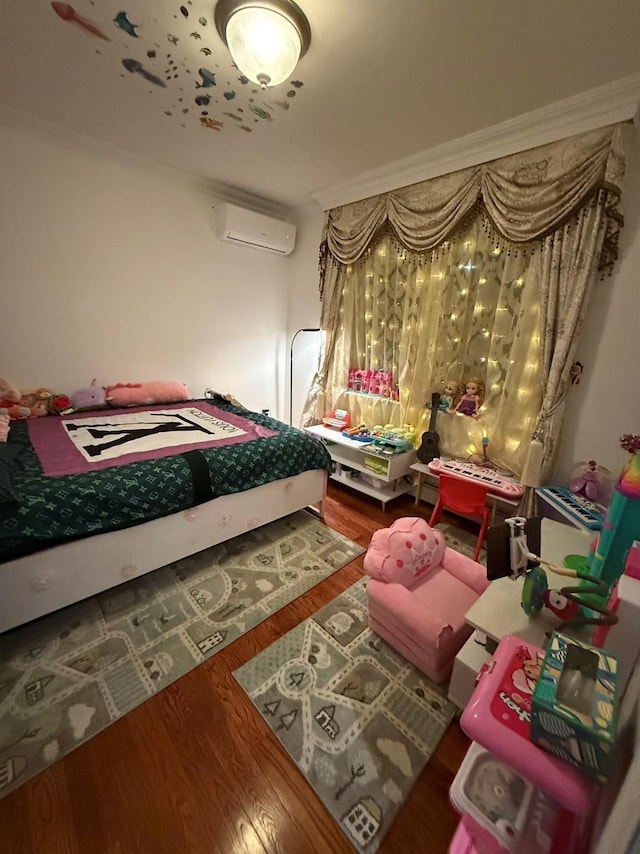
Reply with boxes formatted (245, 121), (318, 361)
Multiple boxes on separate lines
(429, 473), (490, 561)
(364, 517), (490, 683)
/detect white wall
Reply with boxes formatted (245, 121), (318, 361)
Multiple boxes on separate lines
(553, 127), (640, 483)
(0, 123), (289, 416)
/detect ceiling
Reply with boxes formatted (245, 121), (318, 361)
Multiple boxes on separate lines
(1, 0), (640, 209)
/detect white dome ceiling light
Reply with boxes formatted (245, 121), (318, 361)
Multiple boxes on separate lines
(214, 0), (311, 89)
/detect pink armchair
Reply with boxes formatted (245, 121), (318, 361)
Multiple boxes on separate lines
(364, 517), (490, 683)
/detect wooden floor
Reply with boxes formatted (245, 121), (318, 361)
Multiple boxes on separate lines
(0, 483), (472, 854)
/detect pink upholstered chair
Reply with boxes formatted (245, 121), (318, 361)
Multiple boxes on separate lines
(363, 517), (491, 683)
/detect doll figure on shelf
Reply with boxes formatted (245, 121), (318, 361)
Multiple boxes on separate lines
(439, 380), (459, 412)
(454, 377), (484, 417)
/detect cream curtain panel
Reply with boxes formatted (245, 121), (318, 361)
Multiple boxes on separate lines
(302, 123), (628, 477)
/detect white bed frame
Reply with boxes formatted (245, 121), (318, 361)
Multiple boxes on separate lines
(0, 469), (327, 634)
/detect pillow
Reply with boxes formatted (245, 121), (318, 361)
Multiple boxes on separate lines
(105, 381), (190, 408)
(0, 442), (20, 504)
(0, 413), (9, 442)
(363, 517), (446, 586)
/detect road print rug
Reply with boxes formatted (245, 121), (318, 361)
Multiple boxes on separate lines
(0, 511), (363, 799)
(234, 577), (457, 853)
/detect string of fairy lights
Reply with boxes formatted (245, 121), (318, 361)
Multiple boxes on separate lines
(334, 217), (542, 466)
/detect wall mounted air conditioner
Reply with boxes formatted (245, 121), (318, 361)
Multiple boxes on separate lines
(214, 202), (296, 256)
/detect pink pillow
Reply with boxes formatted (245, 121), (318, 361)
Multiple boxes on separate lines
(105, 381), (190, 407)
(364, 517), (446, 586)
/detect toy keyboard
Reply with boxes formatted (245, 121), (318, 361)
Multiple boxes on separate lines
(427, 459), (524, 499)
(537, 486), (604, 531)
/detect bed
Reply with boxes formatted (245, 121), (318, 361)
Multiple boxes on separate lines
(0, 395), (331, 633)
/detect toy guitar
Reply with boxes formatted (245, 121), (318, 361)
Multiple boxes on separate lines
(417, 393), (441, 463)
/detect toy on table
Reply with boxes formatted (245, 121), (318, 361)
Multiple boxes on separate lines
(439, 379), (459, 411)
(531, 631), (620, 782)
(454, 377), (484, 417)
(342, 423), (371, 442)
(568, 459), (610, 503)
(323, 408), (350, 430)
(487, 516), (616, 636)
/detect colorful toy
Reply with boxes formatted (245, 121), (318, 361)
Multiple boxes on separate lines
(461, 634), (595, 815)
(72, 378), (107, 412)
(583, 434), (640, 593)
(531, 632), (620, 781)
(347, 368), (394, 397)
(455, 377), (484, 417)
(569, 459), (610, 503)
(323, 408), (350, 430)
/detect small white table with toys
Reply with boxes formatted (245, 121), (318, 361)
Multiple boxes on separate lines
(305, 424), (417, 509)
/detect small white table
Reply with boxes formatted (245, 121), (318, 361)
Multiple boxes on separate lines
(305, 424), (416, 509)
(448, 519), (592, 708)
(464, 518), (592, 645)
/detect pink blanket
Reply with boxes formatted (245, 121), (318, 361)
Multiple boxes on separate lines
(28, 402), (277, 476)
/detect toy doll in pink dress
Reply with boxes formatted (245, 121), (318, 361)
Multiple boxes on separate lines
(455, 377), (484, 417)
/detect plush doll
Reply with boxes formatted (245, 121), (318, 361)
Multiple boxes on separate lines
(72, 379), (107, 412)
(0, 377), (31, 419)
(105, 381), (190, 407)
(20, 388), (55, 417)
(47, 394), (74, 415)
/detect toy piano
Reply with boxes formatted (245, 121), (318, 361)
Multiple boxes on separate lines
(537, 486), (604, 531)
(322, 408), (351, 430)
(428, 459), (524, 500)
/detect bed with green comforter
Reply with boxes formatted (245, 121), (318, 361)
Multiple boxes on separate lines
(0, 397), (331, 564)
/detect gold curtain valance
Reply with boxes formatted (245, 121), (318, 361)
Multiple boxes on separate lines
(321, 123), (628, 285)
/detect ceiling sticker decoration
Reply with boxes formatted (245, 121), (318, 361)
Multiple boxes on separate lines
(48, 0), (305, 133)
(51, 3), (110, 40)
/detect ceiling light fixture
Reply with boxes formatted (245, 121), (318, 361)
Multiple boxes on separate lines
(214, 0), (311, 89)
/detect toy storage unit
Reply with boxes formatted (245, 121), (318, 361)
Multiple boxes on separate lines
(305, 424), (416, 509)
(448, 635), (598, 854)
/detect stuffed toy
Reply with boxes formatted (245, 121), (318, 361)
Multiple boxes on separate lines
(105, 381), (190, 407)
(0, 413), (10, 441)
(0, 377), (31, 419)
(72, 378), (107, 412)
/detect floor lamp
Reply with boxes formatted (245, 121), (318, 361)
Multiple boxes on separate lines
(289, 327), (320, 425)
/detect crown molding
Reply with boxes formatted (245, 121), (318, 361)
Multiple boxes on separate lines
(311, 73), (640, 211)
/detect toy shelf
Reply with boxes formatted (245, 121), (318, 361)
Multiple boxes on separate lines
(306, 424), (416, 509)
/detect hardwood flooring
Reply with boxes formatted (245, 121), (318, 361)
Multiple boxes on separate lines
(0, 483), (472, 854)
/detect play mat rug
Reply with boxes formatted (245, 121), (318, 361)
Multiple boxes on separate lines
(0, 511), (363, 799)
(234, 577), (457, 854)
